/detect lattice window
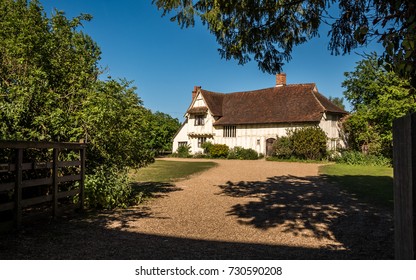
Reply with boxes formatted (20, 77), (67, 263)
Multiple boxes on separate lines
(197, 137), (207, 148)
(194, 115), (205, 126)
(178, 141), (188, 147)
(223, 126), (236, 137)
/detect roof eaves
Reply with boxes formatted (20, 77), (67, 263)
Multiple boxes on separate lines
(213, 119), (321, 126)
(313, 91), (349, 115)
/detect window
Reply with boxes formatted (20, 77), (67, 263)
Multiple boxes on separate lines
(178, 141), (188, 147)
(194, 115), (205, 126)
(197, 137), (206, 148)
(223, 126), (236, 137)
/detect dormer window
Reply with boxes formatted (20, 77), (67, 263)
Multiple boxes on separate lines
(195, 115), (205, 126)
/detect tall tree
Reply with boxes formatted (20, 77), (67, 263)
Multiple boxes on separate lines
(0, 0), (156, 208)
(148, 111), (181, 154)
(328, 96), (346, 110)
(342, 53), (415, 157)
(153, 0), (416, 87)
(0, 0), (154, 169)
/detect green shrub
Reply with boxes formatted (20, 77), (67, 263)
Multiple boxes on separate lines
(227, 146), (241, 159)
(228, 146), (259, 160)
(291, 126), (328, 160)
(210, 144), (229, 158)
(201, 141), (213, 155)
(273, 136), (294, 158)
(272, 127), (328, 160)
(335, 150), (392, 167)
(84, 165), (132, 209)
(176, 144), (191, 158)
(193, 152), (208, 158)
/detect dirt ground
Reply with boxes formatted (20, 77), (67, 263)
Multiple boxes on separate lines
(0, 159), (394, 259)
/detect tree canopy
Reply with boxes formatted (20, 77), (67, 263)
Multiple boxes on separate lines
(342, 53), (415, 157)
(0, 0), (180, 208)
(148, 111), (181, 153)
(328, 96), (345, 110)
(153, 0), (416, 87)
(0, 0), (155, 170)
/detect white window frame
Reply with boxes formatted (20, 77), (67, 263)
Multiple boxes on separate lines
(197, 137), (207, 148)
(194, 115), (205, 126)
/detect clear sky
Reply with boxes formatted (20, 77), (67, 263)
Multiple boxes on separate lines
(41, 0), (383, 121)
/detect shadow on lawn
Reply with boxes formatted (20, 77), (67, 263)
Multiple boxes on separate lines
(131, 181), (183, 201)
(322, 174), (394, 209)
(217, 174), (394, 259)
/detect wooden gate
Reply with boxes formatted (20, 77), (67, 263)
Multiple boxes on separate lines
(0, 141), (86, 230)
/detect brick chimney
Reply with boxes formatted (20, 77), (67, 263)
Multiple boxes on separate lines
(275, 73), (287, 87)
(192, 86), (201, 100)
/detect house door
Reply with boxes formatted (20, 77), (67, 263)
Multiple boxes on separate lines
(266, 138), (276, 156)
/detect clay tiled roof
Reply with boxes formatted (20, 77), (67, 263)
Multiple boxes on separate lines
(198, 84), (348, 126)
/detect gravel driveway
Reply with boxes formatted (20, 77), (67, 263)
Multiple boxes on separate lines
(0, 159), (393, 259)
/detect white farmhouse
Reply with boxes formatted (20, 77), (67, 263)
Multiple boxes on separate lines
(173, 74), (348, 156)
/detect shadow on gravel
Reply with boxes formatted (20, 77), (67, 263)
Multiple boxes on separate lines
(0, 176), (393, 260)
(217, 175), (394, 259)
(0, 212), (363, 260)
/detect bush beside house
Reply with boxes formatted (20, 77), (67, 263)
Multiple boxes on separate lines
(272, 127), (328, 160)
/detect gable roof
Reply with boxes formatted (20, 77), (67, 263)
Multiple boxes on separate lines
(197, 84), (347, 126)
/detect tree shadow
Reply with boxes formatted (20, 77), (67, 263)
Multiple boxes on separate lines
(321, 174), (394, 209)
(131, 181), (183, 201)
(0, 212), (357, 260)
(0, 175), (394, 259)
(217, 175), (394, 259)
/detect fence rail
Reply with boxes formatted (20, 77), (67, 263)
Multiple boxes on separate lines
(0, 140), (86, 230)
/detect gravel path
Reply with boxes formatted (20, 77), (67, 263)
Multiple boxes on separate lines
(0, 159), (394, 259)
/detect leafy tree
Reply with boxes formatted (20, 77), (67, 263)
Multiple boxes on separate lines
(0, 0), (155, 208)
(328, 96), (346, 110)
(342, 53), (416, 157)
(147, 111), (181, 154)
(153, 0), (416, 87)
(81, 79), (155, 170)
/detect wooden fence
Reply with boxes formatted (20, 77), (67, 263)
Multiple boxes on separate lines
(393, 113), (416, 259)
(0, 140), (86, 230)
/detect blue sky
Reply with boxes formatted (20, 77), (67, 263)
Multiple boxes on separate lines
(41, 0), (383, 121)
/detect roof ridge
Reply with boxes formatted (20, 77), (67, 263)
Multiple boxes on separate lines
(312, 91), (349, 114)
(202, 84), (316, 95)
(285, 83), (316, 87)
(310, 89), (326, 112)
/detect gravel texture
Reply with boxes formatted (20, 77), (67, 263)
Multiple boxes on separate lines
(0, 158), (393, 259)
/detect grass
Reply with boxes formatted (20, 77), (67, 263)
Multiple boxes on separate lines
(320, 164), (394, 208)
(129, 160), (217, 203)
(131, 160), (217, 183)
(267, 156), (330, 164)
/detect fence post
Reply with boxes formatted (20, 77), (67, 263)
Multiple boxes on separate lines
(393, 113), (416, 259)
(14, 148), (23, 228)
(52, 148), (59, 218)
(79, 146), (86, 211)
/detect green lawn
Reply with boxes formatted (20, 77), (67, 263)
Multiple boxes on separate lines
(319, 164), (394, 208)
(129, 160), (217, 203)
(131, 160), (217, 183)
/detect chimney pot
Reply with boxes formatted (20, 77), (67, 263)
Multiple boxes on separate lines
(276, 73), (287, 87)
